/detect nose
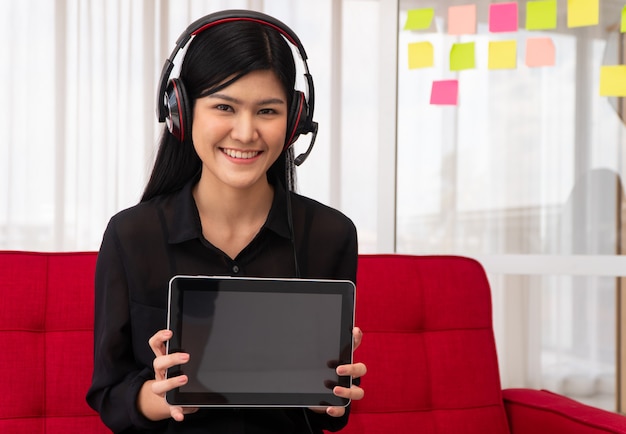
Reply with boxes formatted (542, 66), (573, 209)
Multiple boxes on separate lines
(230, 112), (259, 143)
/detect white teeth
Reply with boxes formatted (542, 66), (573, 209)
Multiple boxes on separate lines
(222, 149), (260, 159)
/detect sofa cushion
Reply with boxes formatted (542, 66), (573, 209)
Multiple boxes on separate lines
(503, 388), (626, 433)
(343, 254), (510, 434)
(0, 252), (108, 433)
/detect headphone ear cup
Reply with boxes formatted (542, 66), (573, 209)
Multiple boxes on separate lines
(285, 91), (308, 149)
(164, 78), (192, 142)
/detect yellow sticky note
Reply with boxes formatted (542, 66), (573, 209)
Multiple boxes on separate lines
(488, 40), (517, 69)
(408, 42), (434, 69)
(450, 42), (476, 71)
(567, 0), (599, 28)
(599, 66), (626, 97)
(526, 0), (557, 30)
(621, 5), (626, 33)
(404, 8), (435, 30)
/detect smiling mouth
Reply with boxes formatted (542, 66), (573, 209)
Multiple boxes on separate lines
(221, 148), (261, 160)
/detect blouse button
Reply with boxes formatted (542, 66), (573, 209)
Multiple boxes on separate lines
(232, 265), (240, 274)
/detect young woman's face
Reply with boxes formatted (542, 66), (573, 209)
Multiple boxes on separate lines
(191, 69), (288, 192)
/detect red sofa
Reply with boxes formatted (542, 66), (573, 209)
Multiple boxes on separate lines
(0, 251), (624, 433)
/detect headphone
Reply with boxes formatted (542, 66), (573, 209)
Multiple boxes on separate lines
(156, 9), (318, 166)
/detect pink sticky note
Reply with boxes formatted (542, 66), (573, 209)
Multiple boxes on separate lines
(448, 4), (477, 35)
(430, 80), (459, 105)
(525, 37), (555, 67)
(489, 2), (518, 32)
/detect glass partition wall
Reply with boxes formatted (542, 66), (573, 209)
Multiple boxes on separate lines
(396, 0), (626, 412)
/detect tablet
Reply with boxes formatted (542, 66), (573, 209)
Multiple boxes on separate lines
(165, 275), (355, 408)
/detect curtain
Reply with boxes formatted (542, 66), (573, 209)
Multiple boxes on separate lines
(1, 0), (343, 251)
(1, 0), (163, 250)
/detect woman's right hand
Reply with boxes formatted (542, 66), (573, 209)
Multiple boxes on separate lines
(138, 329), (199, 422)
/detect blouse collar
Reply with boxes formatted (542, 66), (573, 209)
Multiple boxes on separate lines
(166, 175), (293, 244)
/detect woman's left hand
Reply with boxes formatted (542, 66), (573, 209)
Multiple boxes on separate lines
(311, 327), (367, 418)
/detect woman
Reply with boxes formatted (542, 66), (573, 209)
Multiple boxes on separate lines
(87, 10), (366, 434)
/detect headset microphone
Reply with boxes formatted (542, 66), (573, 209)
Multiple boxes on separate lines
(294, 122), (318, 166)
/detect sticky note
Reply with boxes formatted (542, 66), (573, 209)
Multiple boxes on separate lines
(404, 8), (435, 30)
(489, 2), (518, 33)
(621, 5), (626, 33)
(448, 4), (477, 35)
(526, 0), (558, 30)
(488, 40), (517, 69)
(525, 37), (555, 67)
(450, 42), (476, 71)
(430, 80), (459, 105)
(408, 42), (434, 69)
(599, 66), (626, 97)
(567, 0), (599, 28)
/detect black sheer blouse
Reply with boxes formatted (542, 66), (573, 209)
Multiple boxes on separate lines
(86, 177), (358, 434)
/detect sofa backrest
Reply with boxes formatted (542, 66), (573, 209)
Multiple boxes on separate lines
(0, 251), (511, 433)
(342, 254), (510, 434)
(0, 251), (108, 433)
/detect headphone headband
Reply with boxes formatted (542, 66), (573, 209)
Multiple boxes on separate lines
(156, 10), (314, 124)
(190, 17), (304, 55)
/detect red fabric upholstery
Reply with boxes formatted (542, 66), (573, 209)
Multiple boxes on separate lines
(0, 252), (109, 433)
(1, 251), (624, 433)
(344, 254), (510, 434)
(503, 389), (626, 433)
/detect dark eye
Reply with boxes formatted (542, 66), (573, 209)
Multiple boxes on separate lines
(215, 104), (232, 112)
(258, 108), (277, 115)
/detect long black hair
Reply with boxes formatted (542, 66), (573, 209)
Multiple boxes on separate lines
(141, 19), (298, 202)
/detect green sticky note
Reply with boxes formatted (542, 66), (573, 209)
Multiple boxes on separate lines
(567, 0), (599, 28)
(599, 65), (626, 96)
(526, 0), (557, 30)
(621, 5), (626, 33)
(408, 42), (434, 69)
(488, 40), (517, 69)
(404, 8), (435, 30)
(450, 42), (475, 71)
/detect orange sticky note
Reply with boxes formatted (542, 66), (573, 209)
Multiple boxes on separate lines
(448, 4), (477, 35)
(488, 40), (517, 69)
(525, 37), (555, 67)
(567, 0), (599, 28)
(599, 66), (626, 96)
(430, 80), (459, 105)
(408, 42), (434, 69)
(489, 2), (518, 33)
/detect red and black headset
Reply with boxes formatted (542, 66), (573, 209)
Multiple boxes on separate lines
(155, 9), (318, 166)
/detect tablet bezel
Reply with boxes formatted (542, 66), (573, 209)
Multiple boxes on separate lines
(165, 275), (355, 408)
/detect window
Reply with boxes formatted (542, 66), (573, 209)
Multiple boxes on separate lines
(396, 0), (625, 410)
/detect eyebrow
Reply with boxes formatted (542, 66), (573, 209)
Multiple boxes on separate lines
(208, 93), (286, 106)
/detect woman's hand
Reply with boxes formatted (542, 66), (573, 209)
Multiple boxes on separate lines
(137, 329), (199, 422)
(312, 327), (367, 418)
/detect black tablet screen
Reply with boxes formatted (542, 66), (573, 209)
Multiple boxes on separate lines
(166, 276), (354, 407)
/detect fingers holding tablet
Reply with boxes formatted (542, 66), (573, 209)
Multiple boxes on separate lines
(326, 327), (367, 417)
(149, 330), (193, 402)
